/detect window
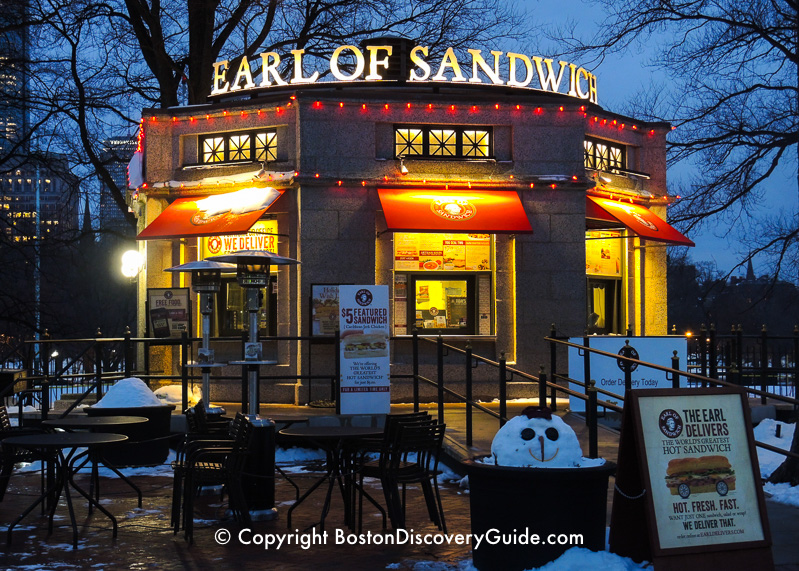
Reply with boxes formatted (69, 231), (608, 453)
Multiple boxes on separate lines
(584, 137), (625, 171)
(393, 232), (494, 336)
(200, 129), (277, 165)
(585, 230), (624, 334)
(394, 125), (492, 159)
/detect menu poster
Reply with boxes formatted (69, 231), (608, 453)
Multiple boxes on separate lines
(394, 232), (491, 271)
(147, 288), (190, 338)
(610, 388), (772, 569)
(338, 285), (390, 415)
(586, 230), (622, 277)
(311, 284), (340, 337)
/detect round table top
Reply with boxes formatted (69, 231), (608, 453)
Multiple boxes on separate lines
(2, 432), (128, 448)
(268, 416), (309, 424)
(279, 425), (383, 440)
(42, 416), (148, 429)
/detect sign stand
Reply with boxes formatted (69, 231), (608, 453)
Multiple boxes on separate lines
(610, 388), (773, 570)
(338, 285), (390, 415)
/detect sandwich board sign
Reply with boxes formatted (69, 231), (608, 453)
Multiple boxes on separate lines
(338, 285), (390, 414)
(609, 388), (772, 570)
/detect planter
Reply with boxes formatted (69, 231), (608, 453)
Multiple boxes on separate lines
(86, 405), (176, 467)
(465, 459), (616, 571)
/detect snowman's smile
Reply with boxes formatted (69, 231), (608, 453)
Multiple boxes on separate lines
(527, 435), (559, 462)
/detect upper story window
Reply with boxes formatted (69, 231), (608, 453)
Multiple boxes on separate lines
(584, 137), (625, 171)
(200, 129), (277, 165)
(395, 125), (492, 159)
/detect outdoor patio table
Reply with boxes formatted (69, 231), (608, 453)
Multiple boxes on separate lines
(42, 415), (148, 508)
(2, 432), (128, 549)
(279, 425), (383, 531)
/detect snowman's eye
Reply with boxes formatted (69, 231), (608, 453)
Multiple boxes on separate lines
(521, 428), (535, 441)
(545, 427), (559, 441)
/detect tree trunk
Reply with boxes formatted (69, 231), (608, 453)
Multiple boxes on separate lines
(186, 0), (219, 105)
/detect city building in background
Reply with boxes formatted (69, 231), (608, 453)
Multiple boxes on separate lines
(99, 136), (136, 234)
(0, 0), (29, 157)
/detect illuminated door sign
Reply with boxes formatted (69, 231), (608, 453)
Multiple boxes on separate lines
(200, 220), (278, 257)
(211, 43), (598, 104)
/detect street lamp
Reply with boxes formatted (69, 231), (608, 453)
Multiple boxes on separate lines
(121, 250), (144, 279)
(165, 260), (236, 415)
(206, 250), (300, 416)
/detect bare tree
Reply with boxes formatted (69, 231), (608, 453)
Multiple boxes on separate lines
(0, 0), (530, 338)
(554, 0), (799, 280)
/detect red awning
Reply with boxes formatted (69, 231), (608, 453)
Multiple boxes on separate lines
(137, 187), (283, 240)
(378, 189), (533, 233)
(586, 196), (695, 246)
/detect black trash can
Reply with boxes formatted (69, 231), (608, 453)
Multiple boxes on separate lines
(465, 459), (616, 571)
(241, 418), (277, 519)
(85, 405), (176, 467)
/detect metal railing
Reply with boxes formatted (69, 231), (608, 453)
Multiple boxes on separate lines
(685, 324), (799, 401)
(547, 325), (799, 462)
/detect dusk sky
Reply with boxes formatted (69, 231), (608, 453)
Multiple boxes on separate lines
(523, 0), (798, 277)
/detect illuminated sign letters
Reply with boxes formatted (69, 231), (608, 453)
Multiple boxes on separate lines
(211, 43), (598, 104)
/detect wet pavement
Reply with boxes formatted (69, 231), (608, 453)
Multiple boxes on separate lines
(1, 402), (797, 570)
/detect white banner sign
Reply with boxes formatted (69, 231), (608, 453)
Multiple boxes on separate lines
(339, 285), (390, 414)
(568, 336), (687, 412)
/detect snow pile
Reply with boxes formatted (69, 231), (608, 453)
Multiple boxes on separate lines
(753, 418), (795, 478)
(93, 377), (164, 408)
(533, 547), (650, 570)
(752, 419), (799, 508)
(491, 406), (604, 468)
(153, 384), (202, 406)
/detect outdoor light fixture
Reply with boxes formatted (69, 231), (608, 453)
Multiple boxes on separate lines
(121, 250), (144, 279)
(399, 157), (409, 175)
(207, 250), (300, 416)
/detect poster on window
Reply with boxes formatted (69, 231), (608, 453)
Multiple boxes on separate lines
(394, 232), (491, 271)
(339, 285), (390, 414)
(311, 284), (339, 337)
(586, 230), (622, 277)
(147, 288), (190, 338)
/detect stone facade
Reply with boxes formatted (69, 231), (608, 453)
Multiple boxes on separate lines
(131, 82), (676, 404)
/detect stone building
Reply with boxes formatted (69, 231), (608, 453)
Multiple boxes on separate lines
(128, 39), (693, 404)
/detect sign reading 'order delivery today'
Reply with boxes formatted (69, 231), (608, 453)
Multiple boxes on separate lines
(338, 285), (390, 415)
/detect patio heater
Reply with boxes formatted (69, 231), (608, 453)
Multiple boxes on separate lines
(165, 260), (236, 415)
(206, 250), (300, 417)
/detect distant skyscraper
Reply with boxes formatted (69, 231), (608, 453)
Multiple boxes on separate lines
(99, 137), (136, 233)
(0, 156), (80, 242)
(0, 0), (29, 156)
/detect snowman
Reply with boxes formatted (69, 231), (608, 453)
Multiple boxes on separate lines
(491, 406), (584, 468)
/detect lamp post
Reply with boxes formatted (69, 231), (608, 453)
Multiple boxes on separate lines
(206, 250), (300, 417)
(165, 260), (236, 414)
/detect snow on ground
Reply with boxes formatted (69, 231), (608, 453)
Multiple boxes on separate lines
(387, 547), (649, 570)
(753, 419), (799, 508)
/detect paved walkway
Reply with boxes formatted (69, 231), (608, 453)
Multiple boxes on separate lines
(0, 402), (796, 570)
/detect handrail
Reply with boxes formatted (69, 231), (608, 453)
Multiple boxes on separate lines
(547, 330), (799, 463)
(546, 336), (799, 407)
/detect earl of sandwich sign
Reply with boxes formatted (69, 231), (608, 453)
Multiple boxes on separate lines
(211, 43), (598, 104)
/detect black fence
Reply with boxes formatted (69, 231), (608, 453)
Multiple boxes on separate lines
(685, 324), (799, 401)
